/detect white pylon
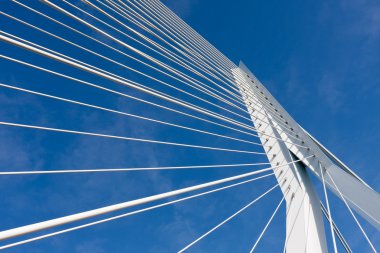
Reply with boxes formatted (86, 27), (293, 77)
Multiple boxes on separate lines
(232, 62), (380, 252)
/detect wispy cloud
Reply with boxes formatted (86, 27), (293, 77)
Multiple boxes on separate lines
(317, 73), (345, 112)
(75, 239), (106, 253)
(162, 0), (199, 18)
(340, 0), (380, 39)
(284, 59), (311, 104)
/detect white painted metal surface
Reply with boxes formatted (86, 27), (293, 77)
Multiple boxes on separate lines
(235, 62), (380, 232)
(233, 67), (328, 252)
(0, 0), (379, 251)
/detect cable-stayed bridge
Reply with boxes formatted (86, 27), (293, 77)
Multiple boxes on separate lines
(0, 0), (379, 252)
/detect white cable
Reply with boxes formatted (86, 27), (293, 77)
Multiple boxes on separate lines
(114, 0), (241, 94)
(0, 167), (276, 240)
(249, 193), (286, 252)
(0, 54), (309, 148)
(0, 174), (275, 250)
(83, 0), (241, 100)
(2, 30), (252, 131)
(6, 0), (306, 145)
(0, 157), (311, 241)
(0, 32), (307, 146)
(326, 171), (377, 253)
(320, 203), (353, 253)
(68, 8), (301, 140)
(0, 83), (262, 147)
(233, 72), (304, 139)
(178, 184), (279, 252)
(106, 0), (237, 94)
(147, 0), (236, 74)
(0, 32), (263, 134)
(43, 0), (248, 108)
(84, 0), (241, 103)
(12, 0), (247, 113)
(0, 10), (251, 123)
(0, 121), (266, 155)
(5, 1), (308, 146)
(0, 162), (273, 175)
(138, 0), (235, 78)
(319, 164), (338, 253)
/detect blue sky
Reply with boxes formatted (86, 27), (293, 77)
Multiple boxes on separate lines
(0, 0), (379, 252)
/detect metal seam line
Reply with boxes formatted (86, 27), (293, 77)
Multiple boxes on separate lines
(239, 83), (298, 131)
(235, 85), (310, 148)
(234, 72), (304, 136)
(242, 73), (311, 139)
(0, 174), (275, 250)
(303, 127), (372, 189)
